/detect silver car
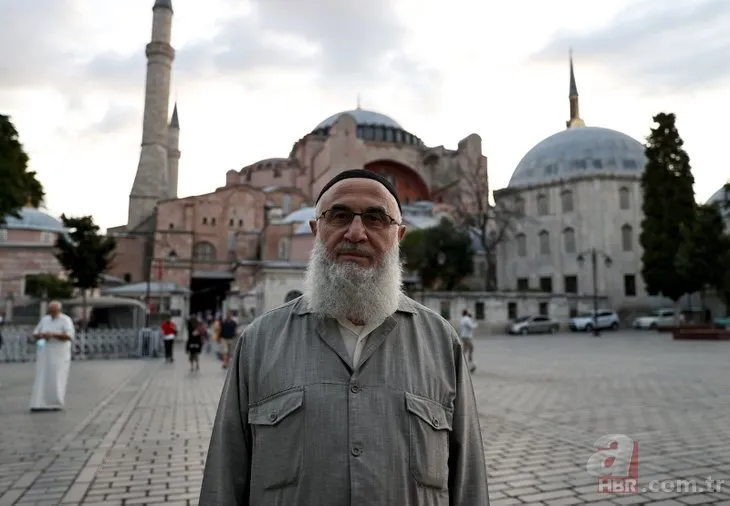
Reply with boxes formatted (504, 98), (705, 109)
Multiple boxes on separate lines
(506, 315), (560, 335)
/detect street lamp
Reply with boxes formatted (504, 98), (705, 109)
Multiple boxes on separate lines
(577, 248), (612, 337)
(144, 249), (179, 327)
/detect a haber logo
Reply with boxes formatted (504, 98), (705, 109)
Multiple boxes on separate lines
(586, 434), (639, 494)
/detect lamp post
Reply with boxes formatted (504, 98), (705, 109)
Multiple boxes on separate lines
(144, 249), (178, 327)
(577, 248), (612, 337)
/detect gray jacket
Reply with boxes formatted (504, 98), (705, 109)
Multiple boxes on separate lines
(199, 294), (489, 505)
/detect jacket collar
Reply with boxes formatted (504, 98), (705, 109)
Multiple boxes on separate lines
(295, 291), (417, 316)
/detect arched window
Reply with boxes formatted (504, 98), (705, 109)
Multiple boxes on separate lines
(277, 237), (291, 260)
(561, 189), (574, 213)
(563, 227), (576, 253)
(621, 224), (633, 251)
(193, 241), (216, 261)
(514, 197), (526, 216)
(516, 233), (527, 257)
(619, 187), (630, 210)
(539, 230), (550, 255)
(537, 194), (549, 216)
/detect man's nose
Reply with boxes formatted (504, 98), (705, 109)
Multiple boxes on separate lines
(343, 215), (367, 242)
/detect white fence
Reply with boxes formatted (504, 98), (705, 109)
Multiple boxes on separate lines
(0, 326), (163, 363)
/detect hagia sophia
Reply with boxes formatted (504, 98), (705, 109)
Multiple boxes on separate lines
(2, 0), (727, 326)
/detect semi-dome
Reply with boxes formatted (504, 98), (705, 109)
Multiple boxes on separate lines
(706, 185), (730, 216)
(314, 109), (402, 130)
(3, 207), (66, 233)
(508, 126), (647, 188)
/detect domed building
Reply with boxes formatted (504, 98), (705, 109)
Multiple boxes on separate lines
(0, 204), (67, 300)
(494, 56), (659, 313)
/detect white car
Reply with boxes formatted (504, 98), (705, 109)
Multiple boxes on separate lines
(569, 310), (620, 332)
(633, 308), (676, 330)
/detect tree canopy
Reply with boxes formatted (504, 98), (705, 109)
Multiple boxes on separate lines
(55, 215), (117, 291)
(400, 218), (474, 290)
(24, 273), (75, 300)
(0, 114), (45, 223)
(639, 112), (696, 302)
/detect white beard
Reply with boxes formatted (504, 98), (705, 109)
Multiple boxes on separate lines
(303, 239), (403, 325)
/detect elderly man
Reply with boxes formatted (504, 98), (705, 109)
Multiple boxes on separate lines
(30, 300), (75, 411)
(200, 169), (490, 505)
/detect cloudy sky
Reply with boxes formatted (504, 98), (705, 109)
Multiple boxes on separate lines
(2, 0), (729, 231)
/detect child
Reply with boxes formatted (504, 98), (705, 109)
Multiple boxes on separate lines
(186, 320), (205, 372)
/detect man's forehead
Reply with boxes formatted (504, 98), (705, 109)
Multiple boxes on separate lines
(319, 178), (398, 211)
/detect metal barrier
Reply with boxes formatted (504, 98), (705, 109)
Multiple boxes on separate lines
(0, 326), (163, 363)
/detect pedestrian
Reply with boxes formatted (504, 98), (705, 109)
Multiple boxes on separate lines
(218, 310), (238, 369)
(29, 301), (75, 412)
(200, 169), (489, 505)
(460, 309), (476, 372)
(160, 317), (177, 363)
(186, 320), (203, 372)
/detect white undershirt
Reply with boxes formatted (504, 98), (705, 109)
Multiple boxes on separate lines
(336, 317), (384, 367)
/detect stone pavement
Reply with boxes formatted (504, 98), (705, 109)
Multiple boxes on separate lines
(0, 332), (728, 505)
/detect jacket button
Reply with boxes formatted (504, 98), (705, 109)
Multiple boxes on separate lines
(432, 418), (440, 427)
(269, 413), (278, 422)
(351, 446), (362, 457)
(350, 383), (361, 393)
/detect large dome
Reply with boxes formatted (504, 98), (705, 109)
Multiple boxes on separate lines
(3, 207), (66, 233)
(508, 126), (647, 188)
(314, 108), (402, 130)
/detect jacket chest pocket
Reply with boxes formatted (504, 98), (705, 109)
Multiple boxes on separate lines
(248, 388), (305, 490)
(405, 392), (454, 490)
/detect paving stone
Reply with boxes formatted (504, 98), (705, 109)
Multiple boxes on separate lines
(2, 332), (728, 504)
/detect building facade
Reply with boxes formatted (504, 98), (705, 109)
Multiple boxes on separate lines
(107, 1), (490, 316)
(494, 55), (663, 314)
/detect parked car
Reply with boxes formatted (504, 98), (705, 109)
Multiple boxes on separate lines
(569, 310), (620, 332)
(506, 315), (560, 335)
(633, 308), (676, 330)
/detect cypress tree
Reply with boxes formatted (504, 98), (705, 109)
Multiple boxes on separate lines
(639, 112), (696, 302)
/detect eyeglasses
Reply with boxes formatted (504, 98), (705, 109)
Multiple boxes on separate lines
(318, 208), (400, 230)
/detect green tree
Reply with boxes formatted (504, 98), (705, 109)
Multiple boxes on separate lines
(0, 114), (45, 223)
(639, 112), (696, 302)
(55, 215), (116, 328)
(400, 218), (474, 290)
(675, 204), (728, 303)
(24, 273), (75, 300)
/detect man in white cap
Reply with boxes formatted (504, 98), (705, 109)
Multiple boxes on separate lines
(200, 169), (489, 505)
(29, 300), (75, 411)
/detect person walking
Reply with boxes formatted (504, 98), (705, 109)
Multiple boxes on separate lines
(200, 169), (489, 505)
(460, 309), (476, 372)
(218, 310), (238, 369)
(160, 317), (177, 363)
(29, 301), (75, 412)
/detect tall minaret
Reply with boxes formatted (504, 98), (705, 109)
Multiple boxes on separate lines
(167, 103), (180, 198)
(128, 0), (175, 229)
(566, 49), (585, 129)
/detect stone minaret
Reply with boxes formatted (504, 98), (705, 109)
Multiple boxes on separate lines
(167, 103), (180, 198)
(566, 49), (585, 129)
(128, 0), (175, 229)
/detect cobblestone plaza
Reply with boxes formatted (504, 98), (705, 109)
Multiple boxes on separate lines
(0, 331), (728, 505)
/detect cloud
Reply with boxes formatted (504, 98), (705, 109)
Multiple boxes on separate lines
(175, 0), (442, 96)
(530, 0), (730, 92)
(0, 0), (80, 88)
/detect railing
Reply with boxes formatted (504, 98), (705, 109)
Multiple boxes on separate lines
(0, 326), (164, 363)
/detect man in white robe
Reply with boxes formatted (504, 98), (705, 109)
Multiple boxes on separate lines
(30, 300), (75, 411)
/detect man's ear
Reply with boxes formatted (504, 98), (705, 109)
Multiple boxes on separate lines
(398, 224), (407, 240)
(309, 220), (317, 235)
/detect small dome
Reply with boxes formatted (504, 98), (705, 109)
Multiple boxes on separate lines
(3, 207), (66, 233)
(314, 109), (402, 130)
(509, 126), (647, 188)
(706, 185), (730, 213)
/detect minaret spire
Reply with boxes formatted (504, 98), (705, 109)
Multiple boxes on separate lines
(566, 48), (585, 129)
(356, 93), (362, 110)
(127, 0), (176, 229)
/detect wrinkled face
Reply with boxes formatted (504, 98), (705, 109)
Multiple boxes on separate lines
(309, 178), (406, 268)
